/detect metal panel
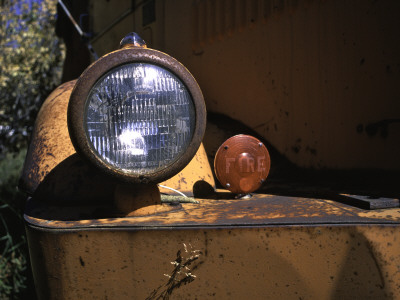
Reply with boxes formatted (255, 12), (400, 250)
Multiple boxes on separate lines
(88, 0), (400, 170)
(26, 215), (400, 299)
(25, 194), (400, 298)
(25, 194), (400, 228)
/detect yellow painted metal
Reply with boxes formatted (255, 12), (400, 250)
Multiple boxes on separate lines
(25, 194), (400, 299)
(19, 81), (215, 198)
(90, 0), (400, 170)
(27, 226), (400, 299)
(20, 81), (77, 194)
(160, 143), (215, 196)
(25, 195), (400, 229)
(20, 3), (400, 298)
(90, 0), (165, 55)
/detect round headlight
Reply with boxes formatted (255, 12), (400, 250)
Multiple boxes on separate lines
(68, 46), (206, 184)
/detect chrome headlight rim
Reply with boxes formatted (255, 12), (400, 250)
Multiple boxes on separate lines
(68, 47), (206, 184)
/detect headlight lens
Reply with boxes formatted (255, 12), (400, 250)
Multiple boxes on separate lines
(68, 47), (206, 183)
(86, 63), (195, 175)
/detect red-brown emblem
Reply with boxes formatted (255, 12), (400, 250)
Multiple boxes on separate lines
(214, 135), (271, 194)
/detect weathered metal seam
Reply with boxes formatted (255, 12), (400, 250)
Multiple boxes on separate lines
(24, 215), (400, 231)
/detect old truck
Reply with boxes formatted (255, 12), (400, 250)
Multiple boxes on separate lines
(20, 0), (400, 299)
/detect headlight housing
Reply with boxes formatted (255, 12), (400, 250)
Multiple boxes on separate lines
(68, 45), (206, 184)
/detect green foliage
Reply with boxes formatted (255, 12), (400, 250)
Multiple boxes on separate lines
(0, 215), (27, 299)
(0, 0), (64, 297)
(0, 0), (65, 156)
(0, 149), (29, 299)
(0, 150), (27, 207)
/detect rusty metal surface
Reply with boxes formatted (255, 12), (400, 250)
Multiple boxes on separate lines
(214, 135), (271, 194)
(68, 46), (207, 184)
(18, 79), (213, 202)
(114, 183), (183, 217)
(25, 192), (400, 299)
(340, 194), (400, 210)
(18, 80), (118, 204)
(26, 222), (400, 299)
(19, 81), (77, 194)
(160, 143), (215, 196)
(22, 145), (214, 205)
(24, 193), (400, 230)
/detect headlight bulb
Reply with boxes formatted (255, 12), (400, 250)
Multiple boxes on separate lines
(85, 63), (195, 175)
(68, 32), (206, 184)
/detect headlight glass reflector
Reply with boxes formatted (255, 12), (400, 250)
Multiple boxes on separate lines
(85, 63), (195, 175)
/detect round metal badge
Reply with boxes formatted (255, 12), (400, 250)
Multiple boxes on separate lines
(214, 135), (271, 194)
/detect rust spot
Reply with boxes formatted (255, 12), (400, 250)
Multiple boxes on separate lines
(306, 146), (317, 156)
(19, 80), (77, 194)
(292, 145), (300, 154)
